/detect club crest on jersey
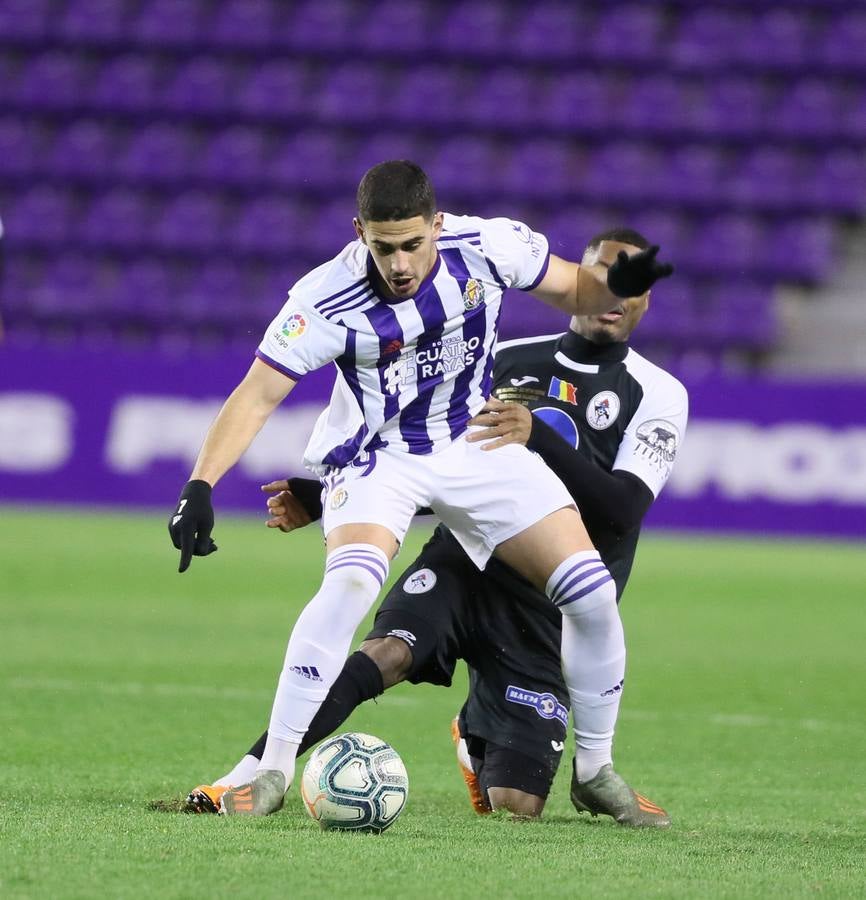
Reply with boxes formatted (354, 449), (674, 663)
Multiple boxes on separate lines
(280, 312), (307, 339)
(329, 487), (348, 509)
(586, 391), (620, 430)
(403, 568), (437, 594)
(462, 278), (485, 310)
(548, 376), (578, 405)
(636, 419), (680, 462)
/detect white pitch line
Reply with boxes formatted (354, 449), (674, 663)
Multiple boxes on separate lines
(7, 677), (858, 729)
(7, 676), (418, 706)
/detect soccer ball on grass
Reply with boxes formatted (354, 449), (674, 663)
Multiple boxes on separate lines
(300, 732), (408, 833)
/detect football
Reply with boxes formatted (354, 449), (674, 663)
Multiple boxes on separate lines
(300, 732), (409, 833)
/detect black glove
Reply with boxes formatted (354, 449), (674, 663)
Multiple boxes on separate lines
(168, 479), (217, 573)
(606, 245), (673, 298)
(288, 477), (325, 521)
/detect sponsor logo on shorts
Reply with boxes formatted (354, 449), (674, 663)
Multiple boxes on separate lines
(403, 568), (437, 594)
(462, 278), (485, 310)
(289, 665), (322, 682)
(586, 391), (620, 430)
(386, 629), (417, 647)
(505, 685), (568, 728)
(550, 740), (565, 752)
(329, 487), (348, 510)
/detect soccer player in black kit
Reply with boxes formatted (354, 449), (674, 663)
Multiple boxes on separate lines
(185, 228), (688, 825)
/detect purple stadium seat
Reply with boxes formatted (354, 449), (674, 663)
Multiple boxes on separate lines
(802, 150), (866, 215)
(589, 4), (665, 63)
(5, 187), (74, 246)
(428, 136), (502, 197)
(464, 69), (539, 129)
(508, 3), (587, 61)
(161, 57), (239, 115)
(152, 191), (226, 252)
(49, 121), (118, 182)
(540, 207), (611, 258)
(268, 131), (347, 190)
(730, 8), (812, 72)
(89, 54), (161, 113)
(433, 1), (509, 55)
(354, 0), (431, 53)
(391, 66), (467, 127)
(628, 212), (687, 262)
(727, 148), (804, 212)
(229, 197), (303, 254)
(200, 127), (269, 186)
(632, 277), (699, 345)
(659, 145), (730, 209)
(12, 52), (88, 111)
(351, 134), (423, 183)
(670, 8), (746, 70)
(769, 219), (835, 283)
(817, 11), (866, 74)
(581, 143), (659, 207)
(134, 0), (208, 45)
(58, 0), (131, 44)
(306, 200), (357, 258)
(0, 0), (53, 41)
(691, 214), (764, 277)
(208, 0), (278, 49)
(692, 78), (773, 139)
(617, 75), (692, 136)
(283, 0), (358, 52)
(773, 79), (846, 142)
(316, 64), (386, 124)
(116, 124), (197, 184)
(236, 60), (310, 119)
(701, 280), (777, 349)
(0, 118), (42, 178)
(503, 140), (578, 201)
(119, 259), (184, 324)
(79, 189), (152, 249)
(539, 72), (616, 134)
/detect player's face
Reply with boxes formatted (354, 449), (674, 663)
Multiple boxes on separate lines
(355, 213), (444, 299)
(573, 241), (650, 344)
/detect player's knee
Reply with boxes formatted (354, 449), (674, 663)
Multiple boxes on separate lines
(359, 636), (412, 688)
(487, 787), (545, 819)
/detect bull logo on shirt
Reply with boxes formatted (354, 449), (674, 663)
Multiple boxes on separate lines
(462, 278), (485, 310)
(636, 419), (680, 462)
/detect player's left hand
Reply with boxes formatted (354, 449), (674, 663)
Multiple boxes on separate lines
(606, 245), (674, 298)
(467, 398), (532, 450)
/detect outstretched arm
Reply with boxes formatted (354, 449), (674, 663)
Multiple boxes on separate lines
(531, 247), (673, 316)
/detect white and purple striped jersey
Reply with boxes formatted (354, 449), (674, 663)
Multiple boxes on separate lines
(256, 213), (550, 475)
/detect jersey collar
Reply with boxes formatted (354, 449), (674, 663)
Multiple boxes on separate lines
(557, 330), (630, 365)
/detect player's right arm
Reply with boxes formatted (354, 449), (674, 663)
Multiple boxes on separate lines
(169, 359), (297, 572)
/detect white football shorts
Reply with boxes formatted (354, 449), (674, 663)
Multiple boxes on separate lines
(320, 431), (575, 568)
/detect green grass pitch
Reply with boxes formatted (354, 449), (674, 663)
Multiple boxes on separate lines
(1, 506), (864, 899)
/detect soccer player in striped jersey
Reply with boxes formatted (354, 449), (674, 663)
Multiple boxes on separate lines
(168, 162), (673, 816)
(183, 229), (686, 826)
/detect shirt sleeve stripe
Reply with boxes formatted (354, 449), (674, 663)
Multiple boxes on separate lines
(522, 247), (551, 291)
(255, 349), (305, 381)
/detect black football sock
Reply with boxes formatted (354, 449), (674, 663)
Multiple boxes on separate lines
(245, 650), (385, 761)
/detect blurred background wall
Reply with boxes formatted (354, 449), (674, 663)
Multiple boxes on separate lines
(0, 0), (864, 536)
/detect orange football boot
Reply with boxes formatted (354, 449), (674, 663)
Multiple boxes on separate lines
(451, 717), (491, 815)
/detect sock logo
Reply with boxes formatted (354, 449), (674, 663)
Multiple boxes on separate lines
(289, 665), (323, 682)
(600, 678), (624, 697)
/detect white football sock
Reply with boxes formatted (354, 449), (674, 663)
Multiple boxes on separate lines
(215, 754), (259, 788)
(547, 550), (625, 783)
(258, 543), (389, 787)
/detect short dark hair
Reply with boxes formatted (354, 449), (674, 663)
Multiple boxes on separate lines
(356, 160), (437, 223)
(585, 227), (650, 253)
